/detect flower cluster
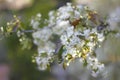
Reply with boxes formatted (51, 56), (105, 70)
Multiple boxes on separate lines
(31, 14), (55, 70)
(31, 3), (109, 76)
(60, 26), (105, 76)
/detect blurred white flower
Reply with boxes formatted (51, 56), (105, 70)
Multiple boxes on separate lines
(31, 13), (41, 29)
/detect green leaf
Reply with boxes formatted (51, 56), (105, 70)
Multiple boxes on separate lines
(63, 62), (67, 70)
(57, 45), (64, 63)
(83, 59), (88, 67)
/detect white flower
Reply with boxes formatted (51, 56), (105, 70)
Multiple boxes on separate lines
(60, 26), (74, 45)
(57, 3), (73, 20)
(60, 34), (69, 45)
(32, 27), (52, 44)
(87, 56), (105, 77)
(36, 50), (54, 70)
(31, 13), (41, 29)
(87, 42), (95, 51)
(97, 33), (105, 42)
(53, 21), (70, 35)
(74, 10), (81, 19)
(83, 29), (91, 38)
(37, 13), (41, 18)
(31, 20), (40, 29)
(66, 26), (74, 37)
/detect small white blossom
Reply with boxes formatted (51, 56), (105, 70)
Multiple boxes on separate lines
(97, 33), (105, 42)
(31, 13), (41, 29)
(87, 56), (105, 77)
(53, 21), (70, 35)
(36, 50), (54, 70)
